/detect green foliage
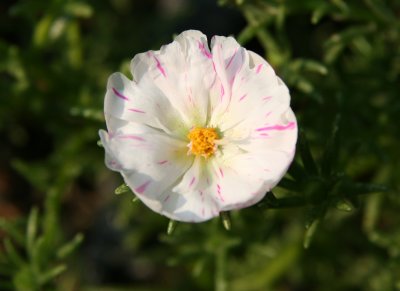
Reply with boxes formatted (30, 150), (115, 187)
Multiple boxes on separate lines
(0, 208), (82, 290)
(1, 0), (400, 290)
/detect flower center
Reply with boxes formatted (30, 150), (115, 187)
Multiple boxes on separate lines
(187, 127), (219, 158)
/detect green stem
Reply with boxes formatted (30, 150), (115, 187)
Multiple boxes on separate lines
(215, 247), (227, 291)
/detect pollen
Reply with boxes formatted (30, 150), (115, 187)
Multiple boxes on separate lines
(187, 127), (219, 158)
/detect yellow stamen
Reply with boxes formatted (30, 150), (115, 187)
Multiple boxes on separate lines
(187, 127), (219, 158)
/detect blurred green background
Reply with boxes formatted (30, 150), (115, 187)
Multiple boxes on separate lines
(1, 0), (400, 290)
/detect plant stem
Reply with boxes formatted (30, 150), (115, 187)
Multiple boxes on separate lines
(215, 246), (227, 291)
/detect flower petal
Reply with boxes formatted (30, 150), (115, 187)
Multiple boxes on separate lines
(99, 121), (193, 212)
(130, 30), (216, 128)
(163, 157), (220, 222)
(236, 108), (298, 154)
(214, 54), (287, 130)
(105, 72), (187, 137)
(209, 35), (249, 124)
(211, 146), (295, 211)
(161, 157), (217, 222)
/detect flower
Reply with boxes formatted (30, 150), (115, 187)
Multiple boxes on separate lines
(99, 30), (297, 222)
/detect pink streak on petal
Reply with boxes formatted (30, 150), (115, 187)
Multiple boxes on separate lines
(112, 87), (129, 101)
(256, 122), (296, 132)
(212, 61), (217, 72)
(217, 191), (224, 202)
(128, 108), (146, 114)
(153, 56), (166, 77)
(188, 94), (193, 104)
(239, 94), (247, 102)
(157, 160), (168, 165)
(118, 134), (145, 141)
(229, 75), (236, 85)
(163, 195), (170, 202)
(225, 49), (237, 69)
(199, 191), (204, 202)
(256, 64), (263, 74)
(201, 207), (205, 217)
(135, 180), (151, 194)
(198, 41), (212, 59)
(189, 177), (196, 187)
(220, 84), (225, 99)
(219, 167), (224, 178)
(262, 96), (272, 102)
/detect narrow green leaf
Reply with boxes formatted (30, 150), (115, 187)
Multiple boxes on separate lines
(299, 130), (319, 176)
(325, 25), (375, 48)
(305, 204), (327, 229)
(347, 182), (388, 196)
(321, 114), (341, 177)
(31, 236), (46, 272)
(302, 60), (328, 75)
(274, 197), (306, 208)
(12, 160), (49, 192)
(56, 233), (84, 259)
(287, 159), (307, 181)
(33, 15), (53, 47)
(364, 0), (397, 23)
(243, 7), (288, 66)
(231, 243), (300, 290)
(363, 194), (382, 233)
(311, 4), (329, 24)
(114, 183), (131, 195)
(291, 59), (328, 75)
(4, 238), (24, 267)
(70, 107), (104, 121)
(304, 219), (320, 249)
(38, 264), (67, 285)
(324, 43), (344, 63)
(66, 21), (82, 68)
(259, 193), (306, 209)
(335, 199), (354, 212)
(220, 212), (231, 231)
(167, 220), (177, 235)
(26, 207), (39, 256)
(278, 177), (300, 192)
(64, 2), (93, 18)
(237, 25), (259, 45)
(296, 78), (314, 94)
(192, 258), (206, 277)
(331, 0), (349, 13)
(0, 219), (25, 245)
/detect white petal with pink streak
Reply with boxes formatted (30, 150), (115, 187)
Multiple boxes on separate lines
(130, 31), (216, 128)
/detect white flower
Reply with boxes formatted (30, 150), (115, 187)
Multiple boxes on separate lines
(99, 30), (297, 222)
